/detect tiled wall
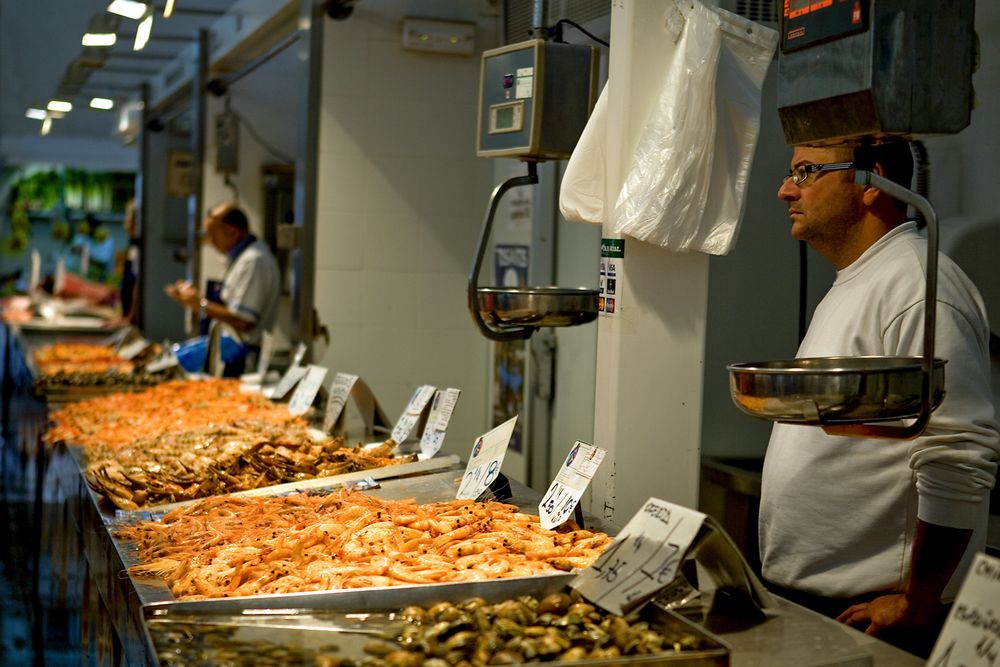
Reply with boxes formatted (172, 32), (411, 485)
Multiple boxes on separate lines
(315, 1), (500, 454)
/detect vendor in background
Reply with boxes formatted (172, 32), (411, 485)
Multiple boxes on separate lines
(113, 198), (140, 326)
(165, 202), (279, 374)
(759, 141), (999, 657)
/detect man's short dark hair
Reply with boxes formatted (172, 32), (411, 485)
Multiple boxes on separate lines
(855, 141), (914, 190)
(213, 204), (249, 232)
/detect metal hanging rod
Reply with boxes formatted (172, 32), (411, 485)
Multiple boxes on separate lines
(205, 30), (300, 95)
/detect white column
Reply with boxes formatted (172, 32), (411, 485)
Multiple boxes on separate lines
(588, 0), (710, 524)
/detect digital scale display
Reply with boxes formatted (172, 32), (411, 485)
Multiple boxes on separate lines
(782, 0), (868, 53)
(488, 101), (523, 135)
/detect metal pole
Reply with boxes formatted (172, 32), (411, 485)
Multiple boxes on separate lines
(531, 0), (548, 38)
(293, 0), (323, 359)
(138, 83), (151, 330)
(186, 29), (209, 334)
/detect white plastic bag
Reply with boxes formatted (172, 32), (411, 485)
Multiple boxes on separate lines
(612, 2), (776, 255)
(559, 82), (609, 224)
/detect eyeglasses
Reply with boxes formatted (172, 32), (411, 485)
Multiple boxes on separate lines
(784, 161), (855, 186)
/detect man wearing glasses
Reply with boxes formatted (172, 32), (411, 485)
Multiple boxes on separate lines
(165, 202), (280, 374)
(758, 142), (999, 656)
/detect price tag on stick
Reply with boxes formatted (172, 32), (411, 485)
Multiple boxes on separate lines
(456, 416), (518, 500)
(269, 365), (308, 400)
(571, 497), (706, 615)
(927, 552), (1000, 667)
(287, 365), (328, 416)
(323, 372), (359, 432)
(256, 330), (275, 376)
(420, 388), (461, 457)
(390, 384), (436, 444)
(266, 342), (308, 400)
(539, 441), (606, 530)
(118, 338), (151, 360)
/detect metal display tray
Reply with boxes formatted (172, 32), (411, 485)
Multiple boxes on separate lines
(110, 453), (463, 517)
(110, 469), (596, 612)
(144, 583), (729, 666)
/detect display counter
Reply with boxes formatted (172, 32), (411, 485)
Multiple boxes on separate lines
(3, 323), (926, 666)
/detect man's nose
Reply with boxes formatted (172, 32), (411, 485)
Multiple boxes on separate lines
(777, 177), (799, 202)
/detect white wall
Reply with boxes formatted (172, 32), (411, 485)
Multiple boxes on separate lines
(199, 44), (300, 348)
(314, 1), (499, 453)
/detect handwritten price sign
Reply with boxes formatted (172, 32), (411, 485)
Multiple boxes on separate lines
(390, 385), (436, 445)
(456, 416), (517, 500)
(571, 497), (705, 615)
(420, 388), (461, 457)
(539, 442), (605, 530)
(928, 553), (1000, 667)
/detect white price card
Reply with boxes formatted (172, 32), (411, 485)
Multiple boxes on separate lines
(29, 250), (41, 292)
(927, 552), (1000, 667)
(539, 442), (606, 530)
(54, 257), (66, 295)
(268, 365), (308, 400)
(456, 416), (518, 500)
(420, 388), (461, 458)
(323, 372), (359, 432)
(290, 342), (308, 368)
(100, 327), (131, 349)
(390, 384), (436, 444)
(118, 338), (151, 360)
(287, 365), (328, 416)
(571, 497), (706, 615)
(256, 330), (275, 376)
(146, 349), (179, 373)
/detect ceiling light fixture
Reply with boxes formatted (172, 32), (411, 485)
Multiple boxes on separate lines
(107, 0), (148, 20)
(25, 108), (47, 120)
(82, 32), (117, 47)
(163, 0), (175, 18)
(47, 100), (73, 113)
(90, 98), (115, 110)
(134, 8), (154, 50)
(40, 118), (53, 136)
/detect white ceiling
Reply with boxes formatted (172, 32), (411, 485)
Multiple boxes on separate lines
(0, 0), (239, 146)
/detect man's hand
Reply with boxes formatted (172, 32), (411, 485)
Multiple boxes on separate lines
(164, 280), (200, 309)
(836, 593), (938, 636)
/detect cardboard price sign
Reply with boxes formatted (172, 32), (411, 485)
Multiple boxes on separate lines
(571, 497), (705, 615)
(390, 385), (436, 445)
(456, 416), (517, 500)
(928, 553), (1000, 667)
(420, 388), (461, 457)
(538, 442), (605, 530)
(287, 365), (328, 416)
(323, 373), (359, 432)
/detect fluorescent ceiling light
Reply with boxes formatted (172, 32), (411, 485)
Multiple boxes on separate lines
(107, 0), (148, 20)
(25, 108), (47, 120)
(134, 11), (153, 50)
(40, 118), (53, 136)
(82, 32), (117, 47)
(47, 100), (73, 113)
(163, 0), (175, 18)
(90, 97), (115, 110)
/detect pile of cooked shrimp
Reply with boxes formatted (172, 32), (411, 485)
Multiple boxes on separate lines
(118, 490), (611, 600)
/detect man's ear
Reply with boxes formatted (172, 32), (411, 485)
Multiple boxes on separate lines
(861, 161), (887, 206)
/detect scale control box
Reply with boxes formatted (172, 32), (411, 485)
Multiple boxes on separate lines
(778, 0), (976, 145)
(477, 39), (598, 160)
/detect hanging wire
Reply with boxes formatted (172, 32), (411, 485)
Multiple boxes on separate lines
(228, 107), (295, 165)
(551, 19), (609, 47)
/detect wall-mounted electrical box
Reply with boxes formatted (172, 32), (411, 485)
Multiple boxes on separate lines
(476, 39), (598, 160)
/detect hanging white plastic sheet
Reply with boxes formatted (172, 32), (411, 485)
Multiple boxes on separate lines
(559, 82), (609, 225)
(560, 1), (777, 256)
